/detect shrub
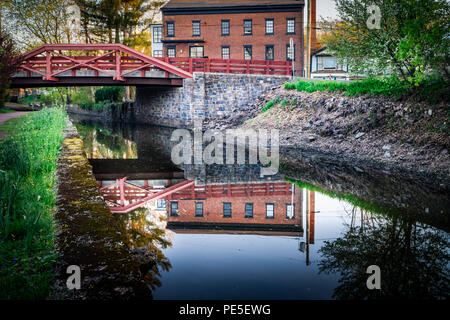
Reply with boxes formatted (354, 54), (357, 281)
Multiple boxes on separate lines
(70, 90), (95, 110)
(282, 76), (450, 101)
(95, 86), (124, 103)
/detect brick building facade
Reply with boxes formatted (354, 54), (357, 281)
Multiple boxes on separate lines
(161, 0), (305, 76)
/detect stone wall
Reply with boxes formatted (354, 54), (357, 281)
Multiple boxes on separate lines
(133, 72), (294, 128)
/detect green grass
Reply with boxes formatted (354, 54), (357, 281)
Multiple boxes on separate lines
(284, 77), (411, 98)
(262, 98), (281, 112)
(0, 108), (67, 299)
(0, 108), (16, 114)
(284, 76), (449, 102)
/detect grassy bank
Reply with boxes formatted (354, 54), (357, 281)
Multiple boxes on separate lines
(0, 108), (67, 299)
(283, 76), (449, 103)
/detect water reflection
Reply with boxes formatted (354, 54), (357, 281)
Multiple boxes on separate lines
(69, 116), (450, 300)
(319, 206), (450, 300)
(114, 207), (172, 294)
(75, 120), (138, 159)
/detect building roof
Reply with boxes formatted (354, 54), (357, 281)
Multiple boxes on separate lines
(163, 0), (304, 9)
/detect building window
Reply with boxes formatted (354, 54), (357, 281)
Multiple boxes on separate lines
(192, 20), (201, 37)
(153, 26), (162, 43)
(244, 45), (252, 60)
(195, 202), (203, 217)
(286, 204), (295, 219)
(166, 21), (175, 37)
(244, 19), (252, 35)
(153, 50), (163, 58)
(325, 57), (337, 69)
(265, 45), (274, 60)
(265, 19), (274, 35)
(189, 46), (204, 58)
(221, 46), (230, 59)
(156, 199), (166, 209)
(167, 45), (176, 57)
(170, 202), (178, 216)
(287, 18), (295, 34)
(221, 20), (230, 36)
(286, 44), (296, 61)
(317, 56), (338, 70)
(223, 202), (232, 217)
(245, 203), (253, 218)
(266, 203), (274, 219)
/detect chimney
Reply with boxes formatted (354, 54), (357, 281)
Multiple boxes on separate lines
(311, 0), (317, 51)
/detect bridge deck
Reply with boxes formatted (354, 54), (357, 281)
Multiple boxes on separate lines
(11, 44), (293, 88)
(11, 44), (192, 88)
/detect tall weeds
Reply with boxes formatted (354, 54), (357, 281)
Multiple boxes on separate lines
(0, 108), (66, 299)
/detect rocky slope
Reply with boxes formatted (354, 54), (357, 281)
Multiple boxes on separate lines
(204, 86), (450, 183)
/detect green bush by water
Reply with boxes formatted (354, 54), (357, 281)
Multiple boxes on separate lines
(0, 108), (67, 299)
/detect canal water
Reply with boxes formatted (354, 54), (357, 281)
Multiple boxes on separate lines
(71, 115), (449, 300)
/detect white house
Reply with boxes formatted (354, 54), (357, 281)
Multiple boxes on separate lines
(310, 47), (350, 81)
(151, 24), (163, 57)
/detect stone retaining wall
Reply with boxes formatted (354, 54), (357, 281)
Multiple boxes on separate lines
(133, 72), (294, 128)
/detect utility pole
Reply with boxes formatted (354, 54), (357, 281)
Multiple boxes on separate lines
(305, 0), (311, 79)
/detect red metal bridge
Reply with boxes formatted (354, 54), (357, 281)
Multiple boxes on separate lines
(10, 44), (293, 88)
(10, 44), (193, 88)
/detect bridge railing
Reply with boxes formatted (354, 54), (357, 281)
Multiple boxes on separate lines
(156, 57), (292, 76)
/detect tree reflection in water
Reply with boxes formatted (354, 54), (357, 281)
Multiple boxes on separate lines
(319, 207), (449, 300)
(114, 207), (172, 295)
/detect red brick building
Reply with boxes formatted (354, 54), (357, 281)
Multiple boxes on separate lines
(161, 0), (305, 76)
(166, 182), (302, 231)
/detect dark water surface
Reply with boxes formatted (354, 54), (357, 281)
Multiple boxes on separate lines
(71, 115), (449, 300)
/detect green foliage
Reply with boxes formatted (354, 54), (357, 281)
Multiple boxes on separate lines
(262, 100), (275, 112)
(18, 94), (39, 105)
(0, 108), (67, 299)
(284, 77), (410, 98)
(95, 86), (124, 104)
(284, 76), (449, 101)
(40, 88), (69, 107)
(0, 30), (19, 110)
(70, 88), (95, 110)
(322, 0), (450, 83)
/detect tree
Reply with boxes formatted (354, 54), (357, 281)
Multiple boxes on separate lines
(322, 0), (450, 83)
(74, 0), (166, 49)
(5, 0), (76, 48)
(319, 208), (450, 299)
(0, 31), (20, 109)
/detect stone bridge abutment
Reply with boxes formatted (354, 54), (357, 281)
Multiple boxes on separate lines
(132, 72), (293, 128)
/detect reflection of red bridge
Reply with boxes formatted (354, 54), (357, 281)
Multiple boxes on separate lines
(100, 178), (294, 214)
(100, 178), (194, 214)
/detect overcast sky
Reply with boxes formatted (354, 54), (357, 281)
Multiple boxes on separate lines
(311, 0), (338, 22)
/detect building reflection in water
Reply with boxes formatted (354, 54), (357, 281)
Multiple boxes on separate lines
(98, 177), (319, 267)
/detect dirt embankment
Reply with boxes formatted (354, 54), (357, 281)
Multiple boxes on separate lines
(204, 86), (450, 183)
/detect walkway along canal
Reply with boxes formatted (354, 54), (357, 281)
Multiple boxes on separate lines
(52, 114), (449, 300)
